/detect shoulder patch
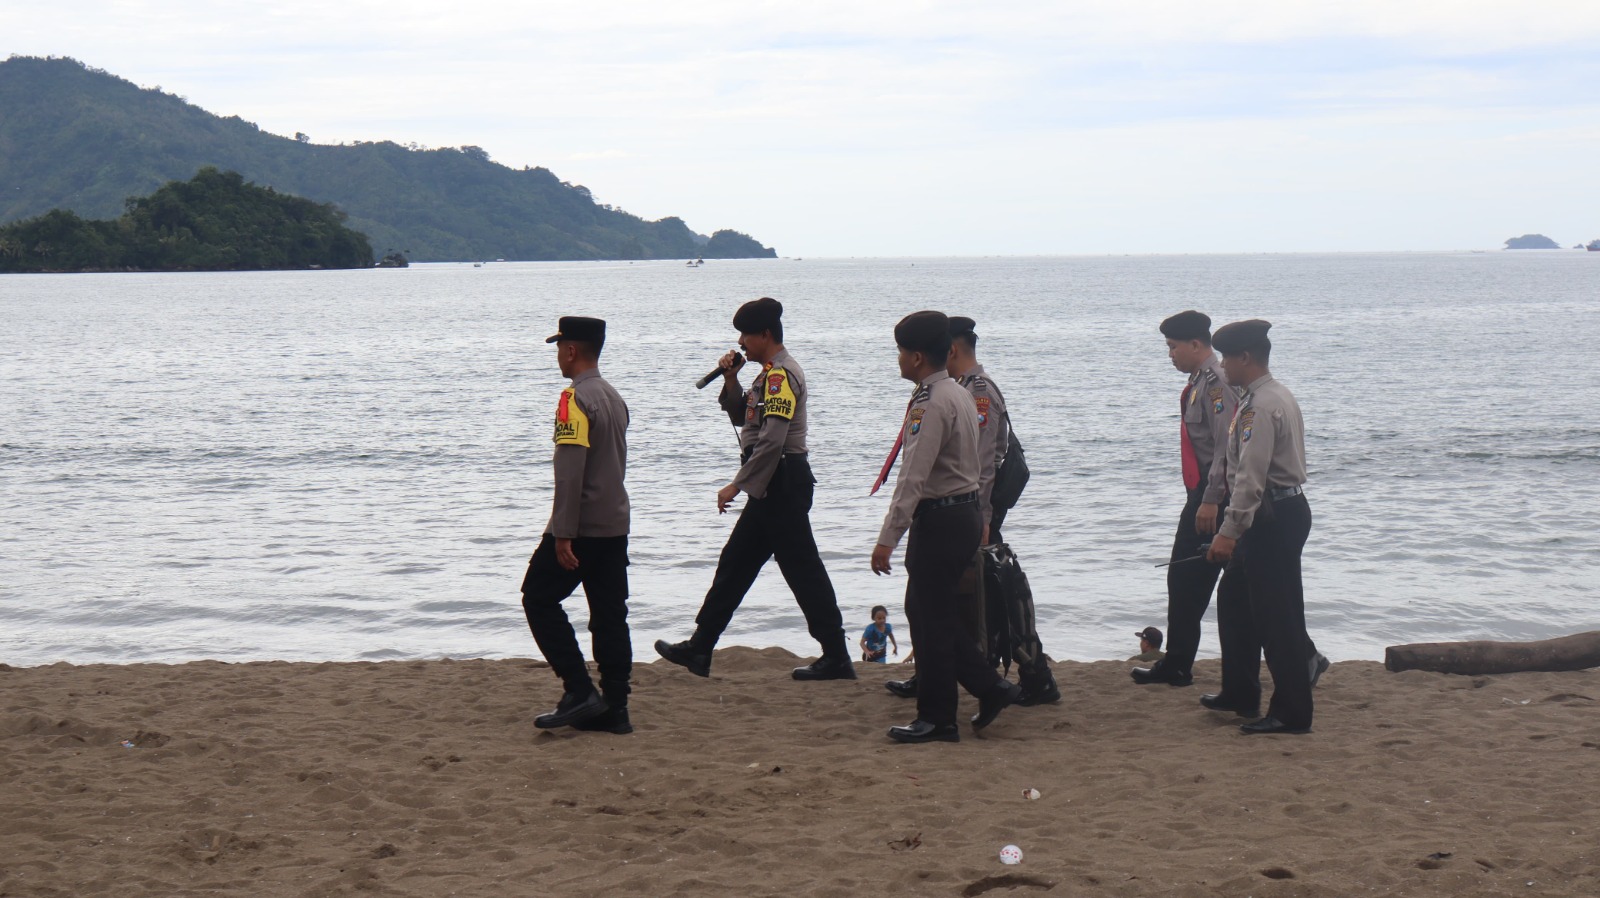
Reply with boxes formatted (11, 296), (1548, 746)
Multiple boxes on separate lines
(554, 387), (591, 447)
(1239, 409), (1256, 443)
(908, 407), (925, 435)
(974, 395), (991, 428)
(762, 367), (797, 420)
(1209, 387), (1225, 415)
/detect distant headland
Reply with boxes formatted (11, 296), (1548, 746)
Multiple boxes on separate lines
(1503, 234), (1561, 250)
(0, 55), (778, 262)
(0, 168), (374, 273)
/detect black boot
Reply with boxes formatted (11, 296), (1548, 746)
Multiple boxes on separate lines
(884, 676), (918, 698)
(654, 639), (711, 677)
(572, 705), (633, 734)
(793, 654), (857, 680)
(1016, 668), (1062, 705)
(971, 679), (1024, 730)
(534, 689), (608, 729)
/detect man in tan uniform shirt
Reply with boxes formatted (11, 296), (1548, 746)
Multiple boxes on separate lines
(1203, 319), (1318, 734)
(521, 316), (633, 734)
(873, 311), (1019, 744)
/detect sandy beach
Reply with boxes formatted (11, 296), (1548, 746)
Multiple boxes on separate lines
(3, 649), (1597, 897)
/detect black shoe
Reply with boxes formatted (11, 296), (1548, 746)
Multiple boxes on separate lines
(571, 706), (633, 735)
(1016, 671), (1061, 706)
(971, 680), (1023, 730)
(884, 677), (918, 698)
(792, 655), (857, 681)
(534, 690), (608, 729)
(1199, 693), (1260, 718)
(1309, 652), (1330, 688)
(1240, 716), (1310, 735)
(654, 639), (711, 677)
(888, 719), (960, 743)
(1130, 664), (1194, 687)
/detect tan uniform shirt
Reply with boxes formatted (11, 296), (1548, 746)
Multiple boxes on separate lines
(957, 364), (1009, 526)
(717, 348), (808, 499)
(1219, 374), (1307, 540)
(547, 369), (630, 538)
(877, 371), (981, 549)
(1185, 357), (1242, 504)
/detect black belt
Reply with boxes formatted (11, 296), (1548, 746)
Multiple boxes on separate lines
(915, 491), (977, 517)
(1269, 485), (1304, 501)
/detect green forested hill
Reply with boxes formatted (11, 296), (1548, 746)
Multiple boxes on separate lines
(0, 56), (778, 261)
(0, 167), (374, 272)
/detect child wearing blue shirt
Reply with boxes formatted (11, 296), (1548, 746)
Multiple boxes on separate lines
(860, 605), (898, 663)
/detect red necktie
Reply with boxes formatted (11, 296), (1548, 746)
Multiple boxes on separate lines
(870, 393), (918, 495)
(1180, 383), (1201, 490)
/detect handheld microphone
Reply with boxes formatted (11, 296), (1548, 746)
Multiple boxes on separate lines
(695, 352), (745, 389)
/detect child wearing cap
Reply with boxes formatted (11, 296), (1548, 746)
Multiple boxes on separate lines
(1129, 627), (1165, 663)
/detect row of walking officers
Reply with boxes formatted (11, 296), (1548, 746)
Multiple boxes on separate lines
(521, 299), (1320, 741)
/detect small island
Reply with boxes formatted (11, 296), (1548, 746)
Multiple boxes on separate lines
(1504, 234), (1560, 250)
(0, 167), (373, 273)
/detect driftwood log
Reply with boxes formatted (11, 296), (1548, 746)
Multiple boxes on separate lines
(1385, 631), (1600, 675)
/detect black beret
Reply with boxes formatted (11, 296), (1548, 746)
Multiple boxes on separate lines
(1159, 310), (1211, 342)
(1212, 319), (1272, 355)
(948, 316), (977, 339)
(732, 297), (783, 334)
(895, 310), (951, 355)
(545, 316), (606, 347)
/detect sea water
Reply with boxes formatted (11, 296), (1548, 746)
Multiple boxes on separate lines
(3, 253), (1598, 667)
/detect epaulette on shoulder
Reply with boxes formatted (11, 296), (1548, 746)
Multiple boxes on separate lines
(912, 385), (932, 405)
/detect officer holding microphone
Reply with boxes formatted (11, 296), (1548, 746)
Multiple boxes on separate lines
(655, 297), (855, 681)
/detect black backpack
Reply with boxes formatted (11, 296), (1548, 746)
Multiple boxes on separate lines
(990, 414), (1029, 512)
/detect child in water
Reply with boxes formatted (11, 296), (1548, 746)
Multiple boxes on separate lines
(860, 605), (898, 663)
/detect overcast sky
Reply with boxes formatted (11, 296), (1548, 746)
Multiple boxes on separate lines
(9, 1), (1600, 256)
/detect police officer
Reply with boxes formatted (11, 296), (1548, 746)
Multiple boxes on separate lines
(873, 311), (1020, 744)
(885, 316), (1061, 705)
(522, 316), (634, 734)
(1202, 319), (1317, 734)
(656, 297), (854, 681)
(1132, 311), (1238, 688)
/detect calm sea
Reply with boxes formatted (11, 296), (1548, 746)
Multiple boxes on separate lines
(3, 254), (1598, 668)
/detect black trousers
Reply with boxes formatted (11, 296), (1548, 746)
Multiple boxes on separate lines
(907, 501), (1001, 727)
(1163, 485), (1227, 675)
(1216, 493), (1314, 728)
(692, 456), (847, 657)
(521, 534), (631, 703)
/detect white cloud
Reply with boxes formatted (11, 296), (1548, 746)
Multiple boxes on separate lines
(7, 0), (1600, 253)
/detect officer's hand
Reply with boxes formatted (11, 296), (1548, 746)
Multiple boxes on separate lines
(716, 483), (739, 514)
(1195, 503), (1219, 535)
(871, 544), (894, 575)
(981, 525), (990, 545)
(1207, 534), (1235, 564)
(720, 350), (745, 376)
(556, 538), (580, 571)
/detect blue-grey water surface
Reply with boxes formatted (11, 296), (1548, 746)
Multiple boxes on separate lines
(3, 254), (1598, 667)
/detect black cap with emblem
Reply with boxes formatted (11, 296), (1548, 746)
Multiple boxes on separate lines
(895, 310), (952, 359)
(948, 315), (978, 348)
(545, 316), (607, 348)
(1159, 310), (1211, 343)
(1212, 319), (1272, 355)
(732, 297), (783, 335)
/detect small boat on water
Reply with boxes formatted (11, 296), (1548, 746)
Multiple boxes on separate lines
(1587, 240), (1600, 252)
